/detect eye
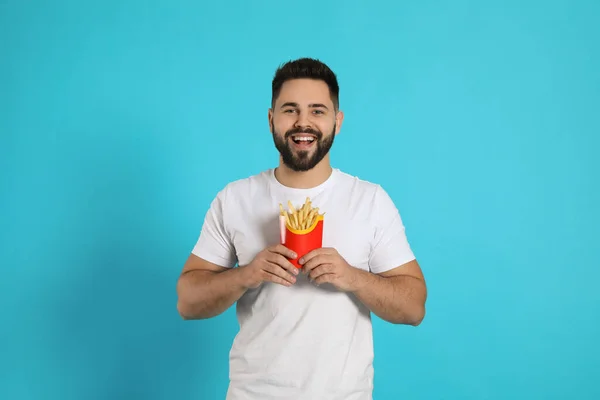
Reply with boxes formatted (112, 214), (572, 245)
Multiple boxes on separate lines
(313, 109), (325, 115)
(283, 109), (296, 114)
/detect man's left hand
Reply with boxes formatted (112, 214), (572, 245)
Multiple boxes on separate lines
(299, 248), (363, 292)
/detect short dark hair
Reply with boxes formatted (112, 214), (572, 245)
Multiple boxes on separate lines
(271, 58), (340, 110)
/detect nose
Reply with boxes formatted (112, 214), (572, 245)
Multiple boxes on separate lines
(293, 110), (312, 130)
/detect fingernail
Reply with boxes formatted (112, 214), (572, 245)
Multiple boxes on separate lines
(293, 268), (299, 275)
(299, 258), (304, 264)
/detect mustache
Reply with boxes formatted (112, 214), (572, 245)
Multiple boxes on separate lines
(285, 127), (322, 140)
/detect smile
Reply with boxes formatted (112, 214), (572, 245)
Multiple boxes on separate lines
(289, 134), (317, 150)
(291, 134), (316, 144)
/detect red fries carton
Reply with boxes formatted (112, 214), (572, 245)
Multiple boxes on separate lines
(279, 198), (324, 269)
(285, 215), (324, 268)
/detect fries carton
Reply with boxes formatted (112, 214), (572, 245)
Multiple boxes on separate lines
(279, 197), (324, 269)
(285, 215), (324, 268)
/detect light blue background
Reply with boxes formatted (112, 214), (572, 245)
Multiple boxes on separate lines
(2, 0), (599, 399)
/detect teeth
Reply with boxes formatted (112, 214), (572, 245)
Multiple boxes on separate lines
(293, 136), (315, 142)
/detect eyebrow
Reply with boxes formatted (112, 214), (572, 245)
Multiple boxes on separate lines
(280, 102), (329, 110)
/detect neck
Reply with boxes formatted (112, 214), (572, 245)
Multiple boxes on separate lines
(274, 156), (333, 189)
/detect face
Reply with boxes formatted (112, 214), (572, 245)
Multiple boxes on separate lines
(269, 79), (343, 172)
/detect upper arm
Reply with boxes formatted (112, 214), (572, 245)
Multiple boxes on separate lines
(189, 188), (238, 269)
(176, 253), (229, 318)
(368, 185), (417, 274)
(180, 253), (229, 276)
(377, 258), (424, 282)
(378, 259), (427, 324)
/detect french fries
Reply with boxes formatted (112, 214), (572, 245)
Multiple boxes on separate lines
(279, 197), (324, 231)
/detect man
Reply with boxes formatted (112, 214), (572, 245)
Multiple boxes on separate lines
(176, 58), (427, 400)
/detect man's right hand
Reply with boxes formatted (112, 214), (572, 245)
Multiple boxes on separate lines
(239, 244), (299, 289)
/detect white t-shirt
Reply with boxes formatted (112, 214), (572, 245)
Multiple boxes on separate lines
(192, 168), (415, 400)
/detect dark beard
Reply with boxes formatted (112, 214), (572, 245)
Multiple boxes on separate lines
(271, 124), (336, 172)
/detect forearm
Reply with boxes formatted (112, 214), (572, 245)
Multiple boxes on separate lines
(176, 267), (247, 320)
(351, 268), (426, 325)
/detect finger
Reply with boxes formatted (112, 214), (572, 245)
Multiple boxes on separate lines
(266, 252), (299, 276)
(263, 261), (297, 285)
(313, 272), (335, 286)
(262, 269), (293, 287)
(302, 254), (330, 273)
(309, 263), (334, 281)
(299, 247), (333, 265)
(298, 249), (321, 266)
(269, 244), (298, 260)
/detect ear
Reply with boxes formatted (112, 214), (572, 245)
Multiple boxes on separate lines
(334, 110), (344, 135)
(268, 108), (274, 132)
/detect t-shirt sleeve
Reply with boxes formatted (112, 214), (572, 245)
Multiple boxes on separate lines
(191, 189), (238, 268)
(368, 185), (416, 274)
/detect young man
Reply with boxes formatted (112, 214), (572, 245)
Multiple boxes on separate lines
(176, 58), (427, 400)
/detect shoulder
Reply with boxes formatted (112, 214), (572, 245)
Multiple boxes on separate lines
(215, 169), (274, 202)
(332, 169), (402, 222)
(334, 169), (389, 201)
